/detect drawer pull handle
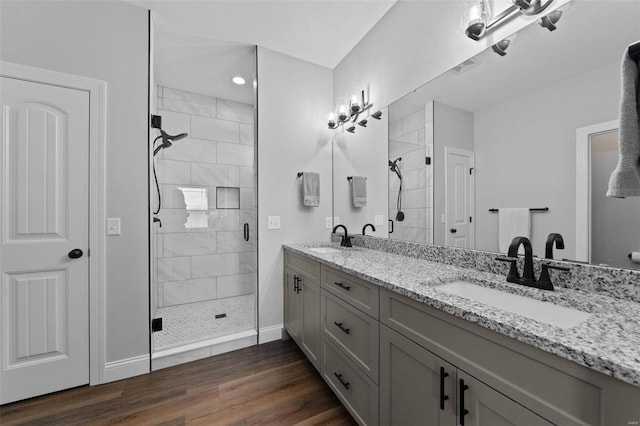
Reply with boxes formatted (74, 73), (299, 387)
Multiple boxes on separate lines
(334, 282), (351, 291)
(439, 367), (449, 410)
(334, 372), (350, 390)
(334, 321), (351, 335)
(459, 378), (469, 425)
(293, 275), (299, 292)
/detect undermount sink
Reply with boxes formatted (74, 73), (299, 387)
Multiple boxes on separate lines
(437, 281), (592, 330)
(308, 247), (342, 254)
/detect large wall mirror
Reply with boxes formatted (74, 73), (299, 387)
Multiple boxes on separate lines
(333, 1), (640, 270)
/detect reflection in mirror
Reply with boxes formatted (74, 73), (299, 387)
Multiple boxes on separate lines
(332, 109), (389, 238)
(335, 1), (640, 270)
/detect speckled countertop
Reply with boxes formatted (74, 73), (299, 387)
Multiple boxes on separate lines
(283, 242), (640, 389)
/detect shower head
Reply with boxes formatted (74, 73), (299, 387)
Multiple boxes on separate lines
(153, 129), (189, 156)
(389, 157), (402, 174)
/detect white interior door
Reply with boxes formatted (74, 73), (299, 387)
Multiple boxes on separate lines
(445, 147), (474, 248)
(1, 76), (90, 404)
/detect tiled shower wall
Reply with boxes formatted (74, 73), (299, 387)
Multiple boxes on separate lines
(388, 101), (434, 243)
(153, 86), (256, 309)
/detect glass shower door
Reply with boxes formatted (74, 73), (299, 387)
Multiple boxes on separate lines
(149, 55), (257, 367)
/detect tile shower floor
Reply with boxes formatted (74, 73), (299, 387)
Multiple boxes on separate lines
(153, 294), (255, 351)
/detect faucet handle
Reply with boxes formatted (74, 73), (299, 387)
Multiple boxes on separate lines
(495, 256), (520, 280)
(537, 263), (570, 291)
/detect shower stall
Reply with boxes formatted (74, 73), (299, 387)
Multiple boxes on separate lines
(149, 36), (258, 369)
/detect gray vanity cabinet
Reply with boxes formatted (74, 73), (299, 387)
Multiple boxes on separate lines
(380, 324), (456, 426)
(381, 320), (552, 426)
(283, 251), (321, 370)
(457, 370), (552, 426)
(284, 249), (640, 426)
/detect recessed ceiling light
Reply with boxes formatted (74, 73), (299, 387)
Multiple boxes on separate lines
(231, 76), (246, 85)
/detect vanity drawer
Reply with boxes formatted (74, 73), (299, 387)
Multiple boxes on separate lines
(285, 250), (320, 281)
(322, 266), (379, 318)
(321, 289), (379, 383)
(322, 336), (379, 426)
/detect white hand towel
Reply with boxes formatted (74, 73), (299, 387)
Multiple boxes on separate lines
(498, 208), (530, 253)
(302, 172), (320, 207)
(351, 176), (367, 207)
(607, 47), (640, 198)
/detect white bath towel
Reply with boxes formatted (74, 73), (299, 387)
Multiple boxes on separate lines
(607, 47), (640, 198)
(302, 172), (320, 207)
(351, 176), (367, 207)
(498, 208), (530, 253)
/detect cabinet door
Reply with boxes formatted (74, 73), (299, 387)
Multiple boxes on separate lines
(380, 324), (456, 426)
(457, 370), (553, 426)
(284, 268), (301, 342)
(300, 274), (320, 369)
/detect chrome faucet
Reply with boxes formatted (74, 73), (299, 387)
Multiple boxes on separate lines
(333, 224), (352, 247)
(362, 223), (376, 235)
(496, 236), (569, 291)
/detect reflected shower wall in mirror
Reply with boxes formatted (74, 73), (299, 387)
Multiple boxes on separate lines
(333, 0), (640, 270)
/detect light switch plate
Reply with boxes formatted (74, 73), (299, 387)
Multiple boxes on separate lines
(441, 214), (446, 224)
(267, 216), (281, 230)
(325, 217), (333, 229)
(334, 217), (340, 226)
(106, 218), (121, 235)
(374, 215), (384, 225)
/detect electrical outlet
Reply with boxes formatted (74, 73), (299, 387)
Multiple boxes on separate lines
(106, 218), (121, 235)
(374, 215), (384, 225)
(325, 217), (333, 229)
(267, 216), (281, 230)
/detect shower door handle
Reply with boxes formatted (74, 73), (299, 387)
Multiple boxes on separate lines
(243, 223), (249, 241)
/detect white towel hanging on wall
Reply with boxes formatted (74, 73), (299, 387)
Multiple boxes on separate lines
(498, 208), (530, 253)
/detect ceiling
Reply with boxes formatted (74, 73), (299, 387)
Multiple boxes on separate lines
(154, 33), (256, 104)
(127, 0), (397, 69)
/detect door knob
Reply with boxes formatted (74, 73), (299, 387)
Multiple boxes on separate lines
(450, 228), (457, 234)
(68, 248), (83, 259)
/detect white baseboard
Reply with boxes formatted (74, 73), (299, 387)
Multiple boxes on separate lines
(104, 354), (150, 383)
(259, 323), (284, 344)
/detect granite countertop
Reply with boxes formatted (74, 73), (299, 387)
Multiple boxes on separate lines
(283, 242), (640, 388)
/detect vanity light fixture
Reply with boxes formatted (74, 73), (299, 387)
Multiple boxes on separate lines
(463, 0), (555, 41)
(492, 39), (511, 56)
(327, 87), (383, 134)
(538, 9), (562, 31)
(231, 75), (246, 85)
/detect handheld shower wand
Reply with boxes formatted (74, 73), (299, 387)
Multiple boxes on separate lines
(389, 157), (404, 221)
(153, 129), (188, 216)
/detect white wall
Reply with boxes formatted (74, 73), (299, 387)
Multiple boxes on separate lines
(333, 110), (389, 238)
(334, 0), (569, 112)
(257, 47), (333, 334)
(0, 1), (150, 363)
(433, 102), (475, 246)
(474, 61), (620, 258)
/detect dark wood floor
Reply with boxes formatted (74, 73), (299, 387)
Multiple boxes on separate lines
(0, 340), (356, 425)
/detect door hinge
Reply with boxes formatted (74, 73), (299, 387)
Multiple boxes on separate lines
(470, 216), (473, 223)
(151, 317), (163, 332)
(425, 156), (432, 165)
